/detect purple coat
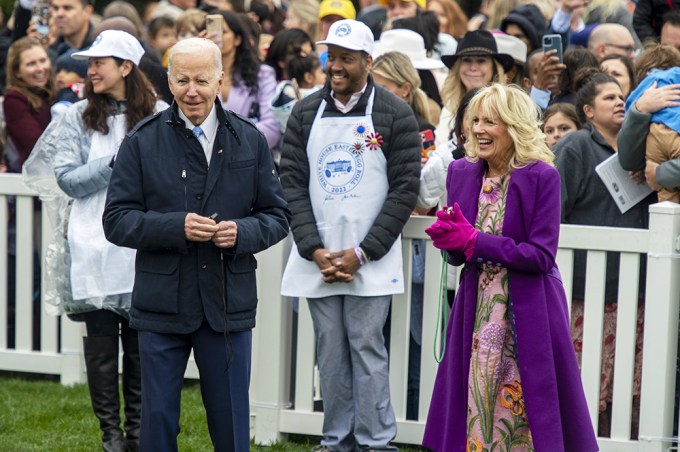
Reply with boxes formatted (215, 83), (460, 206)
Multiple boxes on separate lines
(422, 158), (598, 452)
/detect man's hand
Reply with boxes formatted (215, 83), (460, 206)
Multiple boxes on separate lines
(212, 221), (238, 248)
(326, 249), (362, 283)
(645, 160), (662, 191)
(534, 50), (565, 93)
(312, 248), (342, 283)
(635, 82), (680, 114)
(184, 213), (218, 242)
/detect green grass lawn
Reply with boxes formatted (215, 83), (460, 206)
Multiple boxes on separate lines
(0, 374), (427, 451)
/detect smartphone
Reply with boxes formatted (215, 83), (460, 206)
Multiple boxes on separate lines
(542, 34), (563, 64)
(205, 14), (223, 47)
(31, 0), (50, 40)
(419, 129), (435, 160)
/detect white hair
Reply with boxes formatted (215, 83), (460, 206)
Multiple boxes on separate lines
(168, 38), (222, 81)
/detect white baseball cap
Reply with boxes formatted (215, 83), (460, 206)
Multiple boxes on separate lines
(373, 29), (444, 70)
(317, 19), (374, 54)
(72, 30), (145, 66)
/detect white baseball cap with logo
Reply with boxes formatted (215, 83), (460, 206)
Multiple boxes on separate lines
(72, 29), (145, 66)
(316, 19), (374, 54)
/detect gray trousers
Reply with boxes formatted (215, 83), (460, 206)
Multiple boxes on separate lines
(308, 294), (397, 451)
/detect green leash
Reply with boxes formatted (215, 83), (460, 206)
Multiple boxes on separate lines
(433, 252), (448, 363)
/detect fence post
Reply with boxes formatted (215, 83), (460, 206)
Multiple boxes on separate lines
(252, 240), (292, 445)
(638, 202), (680, 451)
(59, 316), (87, 385)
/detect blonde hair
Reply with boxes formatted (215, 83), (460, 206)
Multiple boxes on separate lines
(372, 51), (441, 125)
(441, 57), (506, 115)
(465, 83), (554, 168)
(583, 0), (621, 23)
(486, 0), (520, 29)
(287, 0), (320, 41)
(175, 9), (207, 35)
(427, 0), (468, 39)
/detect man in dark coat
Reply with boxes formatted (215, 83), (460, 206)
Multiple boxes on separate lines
(102, 37), (289, 451)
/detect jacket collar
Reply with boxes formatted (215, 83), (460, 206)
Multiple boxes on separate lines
(584, 121), (615, 153)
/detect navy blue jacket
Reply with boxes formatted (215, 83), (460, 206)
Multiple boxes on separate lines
(103, 101), (290, 334)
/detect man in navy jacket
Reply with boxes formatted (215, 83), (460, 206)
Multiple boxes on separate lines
(103, 37), (289, 451)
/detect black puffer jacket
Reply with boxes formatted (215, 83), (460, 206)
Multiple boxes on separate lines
(280, 76), (421, 261)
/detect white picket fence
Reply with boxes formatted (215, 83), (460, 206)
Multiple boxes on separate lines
(1, 171), (680, 451)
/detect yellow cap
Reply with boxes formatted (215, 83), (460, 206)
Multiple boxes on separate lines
(378, 0), (426, 10)
(319, 0), (357, 20)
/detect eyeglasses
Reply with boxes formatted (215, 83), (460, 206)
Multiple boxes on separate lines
(604, 43), (637, 56)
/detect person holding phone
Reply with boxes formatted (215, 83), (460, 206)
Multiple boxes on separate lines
(199, 11), (281, 161)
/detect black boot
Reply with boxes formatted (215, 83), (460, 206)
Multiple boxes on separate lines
(120, 328), (141, 452)
(83, 336), (126, 452)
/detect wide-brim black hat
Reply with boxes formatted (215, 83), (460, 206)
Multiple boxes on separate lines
(441, 30), (515, 72)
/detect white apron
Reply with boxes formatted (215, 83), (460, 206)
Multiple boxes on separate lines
(68, 114), (135, 300)
(281, 89), (404, 298)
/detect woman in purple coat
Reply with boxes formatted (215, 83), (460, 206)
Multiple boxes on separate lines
(423, 84), (598, 452)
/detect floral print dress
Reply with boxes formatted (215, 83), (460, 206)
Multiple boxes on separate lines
(466, 175), (534, 451)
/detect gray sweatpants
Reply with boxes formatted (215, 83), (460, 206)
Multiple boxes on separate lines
(308, 294), (398, 452)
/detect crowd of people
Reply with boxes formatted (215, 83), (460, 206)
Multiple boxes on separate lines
(1, 0), (678, 450)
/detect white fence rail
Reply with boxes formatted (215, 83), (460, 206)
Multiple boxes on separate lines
(1, 172), (679, 451)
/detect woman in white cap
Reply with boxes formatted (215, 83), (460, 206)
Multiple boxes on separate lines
(27, 29), (167, 452)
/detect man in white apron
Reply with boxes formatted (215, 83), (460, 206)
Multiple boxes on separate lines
(279, 19), (421, 451)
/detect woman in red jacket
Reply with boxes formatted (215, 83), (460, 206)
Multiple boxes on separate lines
(3, 37), (54, 172)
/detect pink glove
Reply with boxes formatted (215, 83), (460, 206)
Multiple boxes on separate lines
(426, 203), (478, 259)
(423, 205), (458, 240)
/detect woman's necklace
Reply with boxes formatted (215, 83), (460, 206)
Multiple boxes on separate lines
(483, 170), (506, 194)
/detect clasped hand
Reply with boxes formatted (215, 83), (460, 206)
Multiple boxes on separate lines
(425, 203), (478, 256)
(312, 248), (361, 283)
(184, 212), (237, 248)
